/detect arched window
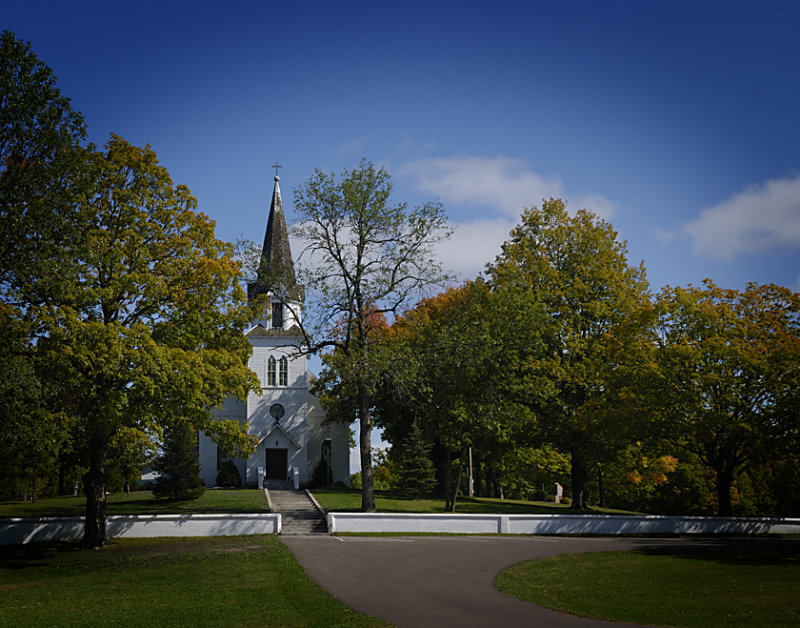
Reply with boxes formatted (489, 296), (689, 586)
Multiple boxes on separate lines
(267, 356), (276, 386)
(279, 356), (288, 386)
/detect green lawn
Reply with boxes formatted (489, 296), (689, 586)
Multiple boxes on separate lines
(0, 535), (388, 627)
(2, 488), (641, 518)
(0, 489), (269, 518)
(311, 488), (640, 515)
(494, 544), (800, 627)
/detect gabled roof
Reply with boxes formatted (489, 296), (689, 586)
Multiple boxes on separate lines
(259, 421), (301, 450)
(248, 175), (305, 302)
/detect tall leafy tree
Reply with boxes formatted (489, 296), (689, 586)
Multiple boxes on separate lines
(291, 160), (450, 512)
(0, 31), (88, 500)
(24, 135), (259, 546)
(653, 281), (800, 515)
(0, 30), (89, 292)
(379, 280), (550, 510)
(109, 427), (155, 494)
(488, 199), (651, 509)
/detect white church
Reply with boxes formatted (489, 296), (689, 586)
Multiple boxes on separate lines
(198, 174), (350, 488)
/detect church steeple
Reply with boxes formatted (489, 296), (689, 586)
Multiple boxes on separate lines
(248, 174), (304, 303)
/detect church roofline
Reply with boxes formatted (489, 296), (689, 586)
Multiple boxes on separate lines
(259, 422), (301, 450)
(245, 324), (304, 338)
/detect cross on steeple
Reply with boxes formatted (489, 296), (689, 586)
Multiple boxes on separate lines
(272, 161), (282, 178)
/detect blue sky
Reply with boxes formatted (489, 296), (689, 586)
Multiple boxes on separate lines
(7, 1), (800, 465)
(6, 1), (799, 291)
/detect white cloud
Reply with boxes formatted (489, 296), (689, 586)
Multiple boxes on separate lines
(572, 193), (618, 220)
(683, 174), (800, 261)
(399, 155), (615, 220)
(652, 226), (677, 244)
(337, 136), (370, 155)
(438, 217), (517, 280)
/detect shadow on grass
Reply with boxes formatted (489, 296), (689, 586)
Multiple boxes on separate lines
(0, 541), (83, 570)
(633, 538), (800, 567)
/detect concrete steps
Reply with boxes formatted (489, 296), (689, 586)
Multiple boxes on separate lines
(268, 489), (328, 535)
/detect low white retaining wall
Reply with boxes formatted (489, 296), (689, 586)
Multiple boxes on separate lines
(0, 513), (281, 545)
(327, 512), (800, 535)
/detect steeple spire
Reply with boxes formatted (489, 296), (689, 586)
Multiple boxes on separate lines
(248, 173), (304, 302)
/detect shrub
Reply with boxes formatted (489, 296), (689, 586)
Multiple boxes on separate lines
(216, 460), (242, 488)
(310, 459), (332, 488)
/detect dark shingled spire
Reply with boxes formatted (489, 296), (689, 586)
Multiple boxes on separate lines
(248, 175), (305, 302)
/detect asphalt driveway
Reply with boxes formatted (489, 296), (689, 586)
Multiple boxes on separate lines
(282, 535), (666, 627)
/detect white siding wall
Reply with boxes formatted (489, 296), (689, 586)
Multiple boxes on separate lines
(244, 335), (309, 485)
(200, 321), (348, 488)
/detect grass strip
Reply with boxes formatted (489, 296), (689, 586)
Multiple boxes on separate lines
(494, 544), (800, 627)
(0, 489), (269, 518)
(0, 535), (388, 627)
(311, 488), (640, 515)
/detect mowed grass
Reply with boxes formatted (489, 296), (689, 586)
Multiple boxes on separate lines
(0, 489), (269, 518)
(3, 488), (642, 518)
(311, 488), (640, 515)
(0, 535), (388, 628)
(494, 544), (800, 627)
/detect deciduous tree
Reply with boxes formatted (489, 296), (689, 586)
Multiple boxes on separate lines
(653, 281), (800, 515)
(22, 135), (259, 546)
(488, 199), (651, 509)
(0, 31), (88, 502)
(378, 280), (550, 510)
(290, 160), (450, 512)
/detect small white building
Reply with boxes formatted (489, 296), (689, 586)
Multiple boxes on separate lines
(198, 175), (349, 488)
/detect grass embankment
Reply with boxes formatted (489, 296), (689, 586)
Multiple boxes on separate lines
(495, 544), (800, 627)
(311, 488), (640, 515)
(2, 488), (640, 518)
(0, 535), (388, 627)
(0, 489), (269, 518)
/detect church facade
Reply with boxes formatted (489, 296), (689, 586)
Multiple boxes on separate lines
(198, 175), (350, 488)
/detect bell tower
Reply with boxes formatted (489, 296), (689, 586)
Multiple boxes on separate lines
(248, 170), (305, 330)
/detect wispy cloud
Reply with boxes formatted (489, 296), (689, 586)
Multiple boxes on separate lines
(399, 155), (615, 219)
(337, 136), (370, 155)
(397, 154), (619, 281)
(683, 174), (800, 261)
(652, 226), (678, 244)
(438, 217), (517, 280)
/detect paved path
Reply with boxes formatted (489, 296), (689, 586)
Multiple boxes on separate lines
(283, 535), (658, 627)
(283, 535), (799, 628)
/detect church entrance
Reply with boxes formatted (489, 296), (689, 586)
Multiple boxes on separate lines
(266, 448), (288, 480)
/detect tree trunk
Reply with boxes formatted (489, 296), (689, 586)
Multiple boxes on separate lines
(58, 460), (67, 496)
(443, 450), (453, 511)
(447, 448), (467, 513)
(715, 465), (734, 516)
(570, 447), (588, 510)
(83, 436), (109, 547)
(491, 470), (504, 500)
(597, 464), (606, 508)
(358, 383), (376, 512)
(474, 454), (483, 497)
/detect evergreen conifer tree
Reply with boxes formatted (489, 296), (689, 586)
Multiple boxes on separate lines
(153, 423), (205, 500)
(397, 422), (436, 500)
